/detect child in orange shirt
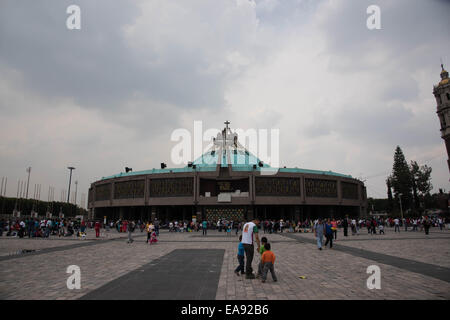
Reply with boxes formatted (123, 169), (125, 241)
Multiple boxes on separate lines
(261, 243), (277, 283)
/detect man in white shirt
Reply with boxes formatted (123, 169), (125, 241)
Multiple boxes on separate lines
(241, 218), (261, 279)
(412, 219), (418, 231)
(394, 218), (400, 232)
(438, 218), (443, 231)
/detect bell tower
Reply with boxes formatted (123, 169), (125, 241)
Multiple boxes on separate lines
(433, 64), (450, 172)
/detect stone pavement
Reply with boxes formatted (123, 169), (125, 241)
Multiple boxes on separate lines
(81, 249), (224, 300)
(0, 227), (449, 300)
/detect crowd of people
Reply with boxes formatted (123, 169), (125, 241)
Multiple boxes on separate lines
(1, 215), (447, 239)
(0, 213), (448, 287)
(312, 215), (448, 250)
(0, 218), (104, 238)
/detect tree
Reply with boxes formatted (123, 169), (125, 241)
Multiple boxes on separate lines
(390, 146), (412, 211)
(410, 160), (433, 210)
(410, 161), (433, 195)
(368, 197), (389, 212)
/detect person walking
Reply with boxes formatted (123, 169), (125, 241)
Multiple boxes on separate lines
(379, 221), (385, 234)
(241, 218), (261, 279)
(260, 243), (277, 283)
(394, 218), (400, 233)
(423, 216), (431, 235)
(26, 219), (32, 238)
(79, 220), (86, 237)
(324, 219), (333, 249)
(342, 216), (348, 237)
(202, 219), (208, 236)
(127, 220), (135, 243)
(412, 218), (418, 231)
(146, 221), (151, 243)
(331, 218), (338, 240)
(438, 217), (444, 231)
(94, 221), (101, 238)
(371, 218), (377, 235)
(18, 220), (25, 238)
(149, 224), (158, 244)
(314, 218), (326, 250)
(351, 219), (356, 235)
(256, 237), (268, 279)
(234, 235), (245, 276)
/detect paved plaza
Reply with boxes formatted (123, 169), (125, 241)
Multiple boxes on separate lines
(0, 227), (449, 300)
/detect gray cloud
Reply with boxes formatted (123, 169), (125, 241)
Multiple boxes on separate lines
(0, 0), (449, 202)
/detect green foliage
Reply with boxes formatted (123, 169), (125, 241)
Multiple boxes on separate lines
(0, 196), (87, 217)
(368, 197), (389, 212)
(390, 146), (413, 209)
(384, 146), (435, 214)
(410, 161), (433, 196)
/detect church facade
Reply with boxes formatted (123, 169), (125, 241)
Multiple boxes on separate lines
(433, 64), (450, 172)
(88, 123), (367, 222)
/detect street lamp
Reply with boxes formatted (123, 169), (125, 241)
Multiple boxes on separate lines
(74, 180), (78, 206)
(26, 167), (31, 199)
(67, 167), (75, 203)
(398, 193), (403, 220)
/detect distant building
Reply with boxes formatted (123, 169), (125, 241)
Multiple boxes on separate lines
(433, 64), (450, 172)
(88, 122), (367, 222)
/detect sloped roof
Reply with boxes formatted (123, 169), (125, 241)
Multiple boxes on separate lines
(101, 123), (352, 180)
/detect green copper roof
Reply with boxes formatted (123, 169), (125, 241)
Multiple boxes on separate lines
(100, 124), (353, 181)
(100, 164), (352, 180)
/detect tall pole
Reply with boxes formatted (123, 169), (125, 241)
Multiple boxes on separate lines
(67, 167), (75, 203)
(26, 167), (31, 199)
(74, 180), (78, 206)
(3, 177), (6, 196)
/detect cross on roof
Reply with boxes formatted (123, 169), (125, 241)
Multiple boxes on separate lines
(224, 120), (230, 130)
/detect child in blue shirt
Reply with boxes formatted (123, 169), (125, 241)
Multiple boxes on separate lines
(234, 235), (245, 276)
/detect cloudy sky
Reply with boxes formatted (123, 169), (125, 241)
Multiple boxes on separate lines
(0, 0), (449, 206)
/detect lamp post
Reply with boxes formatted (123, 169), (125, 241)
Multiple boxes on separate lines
(26, 167), (31, 199)
(398, 193), (403, 221)
(74, 180), (78, 206)
(67, 167), (75, 203)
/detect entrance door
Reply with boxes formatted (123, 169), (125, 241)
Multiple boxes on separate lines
(205, 207), (244, 223)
